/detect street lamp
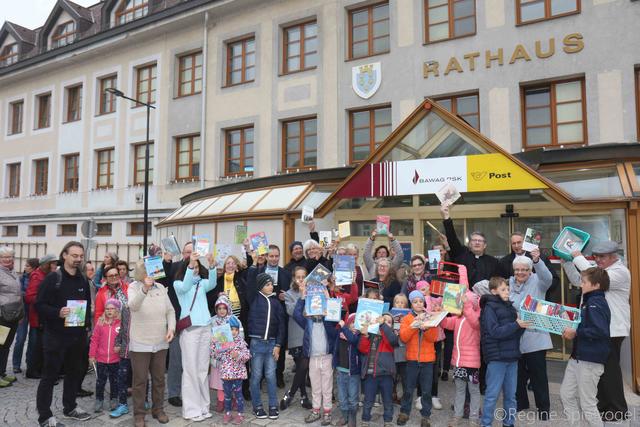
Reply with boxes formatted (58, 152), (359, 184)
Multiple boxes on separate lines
(105, 87), (156, 252)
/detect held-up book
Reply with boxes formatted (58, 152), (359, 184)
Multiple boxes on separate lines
(265, 266), (279, 285)
(213, 244), (246, 268)
(318, 231), (332, 248)
(442, 283), (465, 315)
(305, 283), (327, 316)
(376, 215), (391, 236)
(211, 323), (234, 351)
(523, 228), (542, 252)
(143, 255), (166, 280)
(436, 182), (461, 207)
(427, 249), (441, 271)
(334, 255), (356, 286)
(305, 263), (332, 285)
(193, 235), (211, 257)
(302, 206), (314, 223)
(325, 298), (342, 322)
(338, 221), (351, 239)
(390, 308), (411, 332)
(250, 232), (269, 255)
(161, 235), (181, 257)
(422, 311), (448, 328)
(65, 300), (87, 327)
(354, 297), (385, 335)
(363, 280), (383, 293)
(234, 225), (248, 245)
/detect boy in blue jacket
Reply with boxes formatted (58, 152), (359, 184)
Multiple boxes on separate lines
(480, 277), (529, 427)
(560, 267), (611, 427)
(333, 313), (360, 427)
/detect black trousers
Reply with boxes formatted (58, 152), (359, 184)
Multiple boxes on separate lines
(442, 329), (454, 371)
(37, 331), (86, 423)
(597, 337), (628, 421)
(516, 350), (550, 413)
(26, 327), (44, 376)
(0, 318), (18, 376)
(288, 351), (309, 398)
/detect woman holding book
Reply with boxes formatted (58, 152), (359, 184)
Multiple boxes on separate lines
(212, 255), (248, 324)
(370, 257), (402, 304)
(363, 231), (404, 280)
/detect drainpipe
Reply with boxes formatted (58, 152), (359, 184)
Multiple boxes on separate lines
(200, 11), (209, 190)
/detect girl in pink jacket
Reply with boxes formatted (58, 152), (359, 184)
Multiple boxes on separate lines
(89, 298), (122, 413)
(440, 289), (481, 426)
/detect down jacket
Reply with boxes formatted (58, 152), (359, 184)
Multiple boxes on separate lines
(480, 294), (524, 363)
(293, 298), (339, 358)
(89, 319), (121, 364)
(440, 290), (481, 369)
(358, 322), (398, 379)
(214, 334), (251, 380)
(247, 290), (286, 346)
(399, 311), (439, 363)
(572, 290), (611, 365)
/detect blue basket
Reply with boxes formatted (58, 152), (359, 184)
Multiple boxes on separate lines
(518, 298), (581, 336)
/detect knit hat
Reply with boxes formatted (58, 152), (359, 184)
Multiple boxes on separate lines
(105, 298), (122, 311)
(289, 241), (303, 253)
(229, 315), (241, 329)
(215, 295), (231, 314)
(39, 254), (57, 265)
(256, 273), (273, 291)
(409, 290), (425, 303)
(416, 281), (430, 291)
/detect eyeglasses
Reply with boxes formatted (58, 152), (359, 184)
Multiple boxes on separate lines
(106, 274), (119, 278)
(470, 239), (485, 243)
(514, 268), (530, 273)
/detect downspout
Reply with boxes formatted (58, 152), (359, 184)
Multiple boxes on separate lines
(200, 10), (209, 189)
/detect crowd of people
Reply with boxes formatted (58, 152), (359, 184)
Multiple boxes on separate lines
(0, 202), (632, 427)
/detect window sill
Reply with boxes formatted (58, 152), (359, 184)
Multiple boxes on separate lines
(522, 141), (586, 151)
(222, 80), (255, 89)
(346, 50), (390, 63)
(63, 119), (82, 124)
(171, 178), (200, 184)
(96, 111), (116, 117)
(516, 10), (580, 27)
(423, 32), (476, 46)
(279, 67), (317, 77)
(174, 92), (202, 99)
(282, 166), (316, 173)
(61, 190), (79, 194)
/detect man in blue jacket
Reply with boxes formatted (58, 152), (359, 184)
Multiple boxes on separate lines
(560, 267), (611, 427)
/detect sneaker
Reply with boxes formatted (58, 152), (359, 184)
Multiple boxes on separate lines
(202, 412), (213, 419)
(189, 414), (205, 422)
(441, 371), (449, 381)
(232, 413), (245, 425)
(415, 397), (422, 411)
(109, 399), (118, 411)
(63, 407), (91, 421)
(39, 416), (64, 427)
(321, 411), (331, 426)
(269, 407), (279, 420)
(432, 397), (442, 410)
(0, 378), (12, 388)
(305, 410), (321, 423)
(254, 408), (267, 419)
(2, 374), (17, 383)
(300, 396), (312, 410)
(421, 416), (431, 427)
(223, 412), (233, 424)
(94, 400), (103, 413)
(168, 396), (182, 407)
(396, 413), (410, 426)
(109, 404), (129, 418)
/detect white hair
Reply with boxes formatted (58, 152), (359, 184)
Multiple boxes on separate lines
(303, 239), (321, 257)
(512, 255), (533, 269)
(0, 246), (15, 257)
(346, 243), (359, 254)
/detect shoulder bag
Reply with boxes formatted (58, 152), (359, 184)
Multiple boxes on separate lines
(176, 282), (200, 334)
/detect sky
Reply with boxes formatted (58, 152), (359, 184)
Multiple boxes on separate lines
(1, 0), (99, 29)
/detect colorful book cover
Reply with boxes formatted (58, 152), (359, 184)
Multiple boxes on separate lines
(213, 244), (246, 268)
(234, 225), (248, 245)
(192, 235), (211, 257)
(211, 323), (234, 351)
(143, 255), (166, 280)
(523, 228), (542, 252)
(334, 255), (356, 285)
(161, 235), (181, 257)
(305, 263), (332, 285)
(338, 221), (351, 239)
(318, 231), (332, 248)
(436, 182), (461, 207)
(442, 283), (465, 315)
(363, 280), (382, 293)
(305, 284), (327, 316)
(65, 300), (87, 327)
(301, 206), (314, 223)
(390, 308), (411, 332)
(376, 215), (391, 236)
(355, 298), (385, 335)
(427, 249), (441, 270)
(325, 298), (342, 322)
(422, 311), (448, 328)
(250, 232), (269, 255)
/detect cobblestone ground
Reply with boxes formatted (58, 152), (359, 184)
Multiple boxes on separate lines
(2, 351), (639, 427)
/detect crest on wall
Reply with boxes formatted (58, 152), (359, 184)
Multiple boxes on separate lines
(352, 62), (382, 99)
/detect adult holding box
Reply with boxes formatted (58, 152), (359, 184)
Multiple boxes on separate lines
(563, 241), (630, 422)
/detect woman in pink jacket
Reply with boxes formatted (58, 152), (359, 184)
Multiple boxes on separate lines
(440, 290), (481, 427)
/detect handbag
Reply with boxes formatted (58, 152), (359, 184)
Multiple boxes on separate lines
(0, 301), (24, 323)
(176, 282), (200, 334)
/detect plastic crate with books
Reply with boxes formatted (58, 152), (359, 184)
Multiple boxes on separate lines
(552, 226), (590, 261)
(519, 294), (581, 335)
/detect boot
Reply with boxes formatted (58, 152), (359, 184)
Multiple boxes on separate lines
(348, 409), (357, 427)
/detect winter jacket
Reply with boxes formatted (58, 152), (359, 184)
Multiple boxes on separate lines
(247, 290), (286, 346)
(25, 267), (46, 327)
(94, 282), (129, 324)
(89, 319), (121, 364)
(480, 294), (524, 363)
(399, 311), (439, 363)
(214, 334), (251, 380)
(284, 288), (304, 348)
(0, 266), (22, 319)
(509, 259), (553, 354)
(440, 290), (481, 369)
(293, 298), (339, 358)
(571, 290), (610, 365)
(363, 237), (404, 279)
(284, 257), (306, 275)
(443, 218), (499, 285)
(369, 276), (402, 304)
(358, 322), (398, 378)
(332, 326), (361, 376)
(175, 267), (217, 327)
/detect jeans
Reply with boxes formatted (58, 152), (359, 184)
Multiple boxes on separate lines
(400, 361), (434, 418)
(362, 374), (393, 422)
(117, 358), (131, 405)
(481, 361), (517, 427)
(223, 379), (245, 413)
(167, 334), (182, 399)
(249, 338), (278, 410)
(11, 315), (28, 370)
(26, 327), (43, 375)
(96, 362), (119, 401)
(337, 370), (360, 414)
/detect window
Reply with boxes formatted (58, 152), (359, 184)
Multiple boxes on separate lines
(96, 223), (112, 236)
(116, 0), (149, 25)
(349, 106), (392, 163)
(175, 135), (200, 181)
(434, 93), (480, 130)
(522, 78), (586, 148)
(178, 51), (203, 96)
(36, 93), (51, 129)
(128, 221), (151, 236)
(66, 85), (82, 122)
(51, 21), (76, 48)
(283, 21), (318, 74)
(283, 117), (317, 171)
(424, 0), (476, 42)
(136, 64), (157, 105)
(348, 2), (390, 59)
(226, 37), (255, 86)
(7, 163), (20, 198)
(63, 154), (79, 192)
(516, 0), (580, 24)
(224, 127), (254, 176)
(9, 100), (23, 135)
(2, 226), (18, 237)
(96, 148), (115, 189)
(133, 142), (154, 185)
(59, 224), (77, 236)
(33, 158), (48, 195)
(0, 43), (18, 66)
(29, 225), (46, 237)
(99, 75), (117, 114)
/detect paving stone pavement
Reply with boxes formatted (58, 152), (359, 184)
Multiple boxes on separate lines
(2, 353), (639, 427)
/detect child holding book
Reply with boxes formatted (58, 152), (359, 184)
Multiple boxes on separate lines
(480, 277), (529, 427)
(332, 313), (360, 427)
(293, 284), (339, 425)
(358, 310), (399, 427)
(214, 315), (251, 425)
(560, 267), (611, 427)
(89, 298), (122, 413)
(397, 291), (439, 427)
(440, 289), (481, 426)
(392, 293), (409, 405)
(210, 296), (233, 413)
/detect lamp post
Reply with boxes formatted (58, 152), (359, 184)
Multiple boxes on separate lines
(105, 88), (156, 252)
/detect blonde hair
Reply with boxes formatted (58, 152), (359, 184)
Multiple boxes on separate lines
(224, 255), (242, 272)
(133, 260), (146, 282)
(393, 293), (408, 308)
